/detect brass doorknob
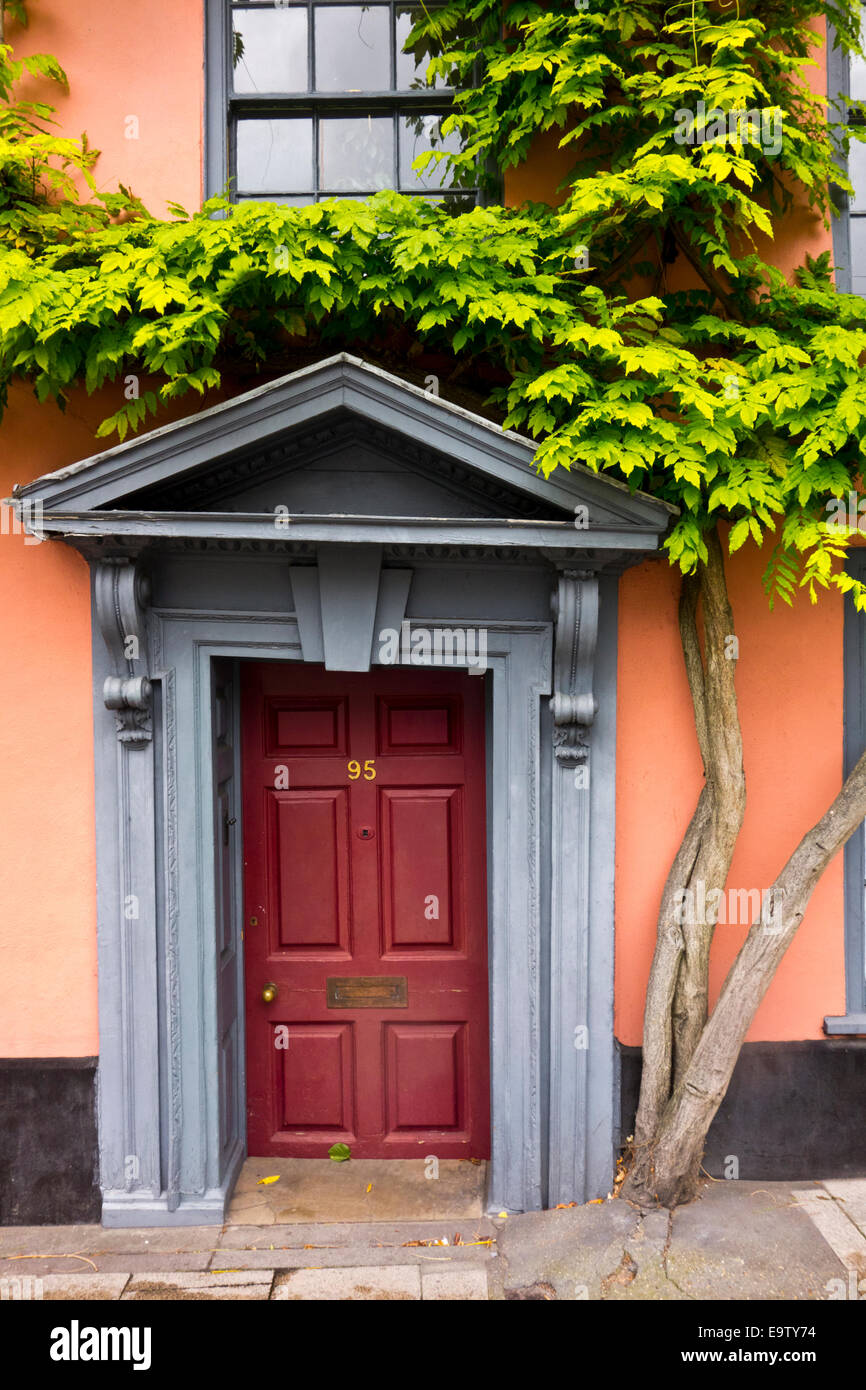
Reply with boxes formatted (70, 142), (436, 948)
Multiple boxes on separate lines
(261, 982), (278, 1004)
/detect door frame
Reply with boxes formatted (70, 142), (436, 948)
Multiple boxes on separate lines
(17, 358), (671, 1229)
(196, 614), (551, 1216)
(90, 559), (621, 1227)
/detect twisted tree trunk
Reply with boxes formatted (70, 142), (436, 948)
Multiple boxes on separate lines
(623, 525), (866, 1208)
(627, 526), (746, 1194)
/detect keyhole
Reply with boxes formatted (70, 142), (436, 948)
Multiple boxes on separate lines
(357, 825), (375, 840)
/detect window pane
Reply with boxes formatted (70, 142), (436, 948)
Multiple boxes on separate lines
(236, 118), (314, 193)
(232, 8), (308, 94)
(399, 113), (461, 190)
(853, 9), (866, 101)
(320, 115), (393, 189)
(315, 5), (390, 91)
(849, 216), (866, 296)
(849, 137), (866, 211)
(396, 6), (448, 90)
(237, 195), (313, 207)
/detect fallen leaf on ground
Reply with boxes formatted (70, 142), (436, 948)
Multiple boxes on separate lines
(366, 1183), (372, 1193)
(257, 1175), (280, 1185)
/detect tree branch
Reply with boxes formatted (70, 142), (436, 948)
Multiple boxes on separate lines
(628, 744), (866, 1207)
(669, 223), (741, 321)
(670, 528), (746, 1084)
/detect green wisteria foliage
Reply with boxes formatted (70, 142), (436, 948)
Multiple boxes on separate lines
(2, 0), (866, 604)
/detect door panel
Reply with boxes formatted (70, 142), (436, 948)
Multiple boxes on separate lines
(271, 790), (350, 952)
(242, 663), (490, 1158)
(381, 788), (459, 950)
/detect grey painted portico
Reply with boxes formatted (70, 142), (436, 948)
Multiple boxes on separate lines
(13, 355), (673, 1225)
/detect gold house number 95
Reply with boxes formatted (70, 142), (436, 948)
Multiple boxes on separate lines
(348, 759), (376, 781)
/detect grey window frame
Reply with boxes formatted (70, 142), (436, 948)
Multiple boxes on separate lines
(828, 21), (855, 293)
(205, 1), (483, 205)
(826, 26), (866, 1033)
(830, 549), (866, 1033)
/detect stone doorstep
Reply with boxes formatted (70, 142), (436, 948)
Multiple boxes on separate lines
(227, 1159), (487, 1227)
(213, 1219), (498, 1268)
(217, 1218), (497, 1245)
(209, 1245), (497, 1270)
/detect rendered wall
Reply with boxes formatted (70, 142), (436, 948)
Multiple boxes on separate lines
(0, 2), (848, 1068)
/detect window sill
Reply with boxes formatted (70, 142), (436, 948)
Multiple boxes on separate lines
(823, 1013), (866, 1036)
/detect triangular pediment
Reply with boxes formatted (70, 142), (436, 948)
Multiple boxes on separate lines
(119, 408), (569, 522)
(11, 355), (675, 549)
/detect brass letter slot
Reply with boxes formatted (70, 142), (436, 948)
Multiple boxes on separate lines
(327, 976), (408, 1009)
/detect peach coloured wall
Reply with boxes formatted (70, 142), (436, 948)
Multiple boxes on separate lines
(0, 0), (205, 1057)
(614, 546), (845, 1046)
(1, 388), (99, 1057)
(0, 5), (848, 1057)
(10, 0), (204, 218)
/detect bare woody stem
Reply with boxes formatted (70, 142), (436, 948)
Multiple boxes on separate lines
(627, 743), (866, 1208)
(630, 527), (746, 1177)
(671, 528), (746, 1084)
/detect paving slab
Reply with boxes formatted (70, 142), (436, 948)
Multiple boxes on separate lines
(39, 1274), (131, 1301)
(793, 1190), (866, 1274)
(668, 1183), (848, 1300)
(0, 1225), (219, 1256)
(227, 1157), (485, 1224)
(123, 1271), (274, 1301)
(272, 1265), (420, 1300)
(821, 1179), (866, 1241)
(421, 1267), (488, 1300)
(213, 1220), (496, 1268)
(495, 1182), (852, 1301)
(496, 1198), (639, 1300)
(603, 1207), (688, 1301)
(0, 1252), (215, 1277)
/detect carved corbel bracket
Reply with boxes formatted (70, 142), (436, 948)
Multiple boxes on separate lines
(550, 569), (599, 765)
(95, 559), (153, 744)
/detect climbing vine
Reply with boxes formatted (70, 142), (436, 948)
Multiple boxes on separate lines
(2, 0), (866, 606)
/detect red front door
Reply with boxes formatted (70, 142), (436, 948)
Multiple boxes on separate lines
(241, 662), (490, 1158)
